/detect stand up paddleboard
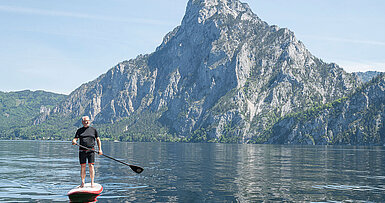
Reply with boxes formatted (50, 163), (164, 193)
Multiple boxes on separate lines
(68, 183), (103, 202)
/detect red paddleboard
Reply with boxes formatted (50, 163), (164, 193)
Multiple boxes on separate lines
(68, 183), (103, 202)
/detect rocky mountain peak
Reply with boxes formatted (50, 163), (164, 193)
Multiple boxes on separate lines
(185, 0), (256, 25)
(36, 0), (361, 143)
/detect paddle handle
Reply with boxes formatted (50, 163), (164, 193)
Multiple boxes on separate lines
(74, 143), (100, 153)
(74, 143), (144, 174)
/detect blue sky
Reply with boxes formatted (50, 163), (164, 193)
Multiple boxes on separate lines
(1, 0), (384, 95)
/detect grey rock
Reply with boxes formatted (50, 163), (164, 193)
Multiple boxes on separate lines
(37, 0), (362, 143)
(263, 74), (385, 145)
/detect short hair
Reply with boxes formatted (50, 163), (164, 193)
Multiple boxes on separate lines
(82, 116), (90, 121)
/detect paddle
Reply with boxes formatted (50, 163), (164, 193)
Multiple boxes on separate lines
(74, 143), (144, 174)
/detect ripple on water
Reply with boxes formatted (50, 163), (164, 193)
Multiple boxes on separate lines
(312, 184), (385, 191)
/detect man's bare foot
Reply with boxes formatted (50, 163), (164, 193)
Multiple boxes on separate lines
(77, 183), (85, 188)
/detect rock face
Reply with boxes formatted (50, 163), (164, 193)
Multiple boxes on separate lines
(263, 74), (385, 145)
(49, 57), (157, 123)
(39, 0), (361, 143)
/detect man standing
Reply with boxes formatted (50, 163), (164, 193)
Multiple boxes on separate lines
(72, 116), (103, 188)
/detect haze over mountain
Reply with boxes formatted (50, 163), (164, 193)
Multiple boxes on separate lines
(354, 71), (383, 83)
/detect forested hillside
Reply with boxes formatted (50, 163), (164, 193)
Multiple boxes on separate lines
(0, 90), (65, 139)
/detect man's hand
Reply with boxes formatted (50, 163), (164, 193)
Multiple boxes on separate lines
(98, 149), (103, 155)
(72, 139), (77, 145)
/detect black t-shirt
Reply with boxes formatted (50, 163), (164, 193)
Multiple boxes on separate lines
(75, 126), (99, 149)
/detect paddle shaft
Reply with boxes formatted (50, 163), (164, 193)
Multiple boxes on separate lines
(75, 143), (143, 174)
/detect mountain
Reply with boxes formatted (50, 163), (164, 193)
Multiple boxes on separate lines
(0, 90), (66, 139)
(261, 74), (385, 145)
(353, 71), (383, 83)
(31, 0), (363, 143)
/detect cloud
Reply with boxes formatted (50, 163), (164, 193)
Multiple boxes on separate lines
(0, 5), (97, 19)
(0, 5), (173, 26)
(302, 35), (385, 47)
(323, 37), (385, 47)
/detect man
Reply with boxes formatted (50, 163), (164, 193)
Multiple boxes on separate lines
(72, 116), (103, 188)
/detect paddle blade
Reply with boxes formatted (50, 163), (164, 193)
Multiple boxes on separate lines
(130, 165), (144, 174)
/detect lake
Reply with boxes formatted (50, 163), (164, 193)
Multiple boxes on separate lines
(0, 140), (385, 202)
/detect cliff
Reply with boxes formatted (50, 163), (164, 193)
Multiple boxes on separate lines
(34, 0), (363, 143)
(262, 74), (385, 145)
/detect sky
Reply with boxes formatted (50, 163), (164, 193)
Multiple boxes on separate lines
(1, 0), (384, 95)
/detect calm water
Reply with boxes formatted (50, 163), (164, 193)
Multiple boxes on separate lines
(1, 140), (385, 202)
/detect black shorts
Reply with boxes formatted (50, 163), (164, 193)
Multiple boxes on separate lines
(79, 150), (95, 165)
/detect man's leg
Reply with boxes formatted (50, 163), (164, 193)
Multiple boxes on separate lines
(89, 163), (95, 187)
(80, 164), (86, 187)
(88, 151), (96, 187)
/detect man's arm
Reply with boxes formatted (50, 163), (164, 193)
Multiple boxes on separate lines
(96, 137), (103, 155)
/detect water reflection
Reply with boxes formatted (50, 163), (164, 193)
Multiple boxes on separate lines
(233, 145), (385, 201)
(1, 141), (385, 202)
(0, 141), (77, 202)
(69, 194), (100, 202)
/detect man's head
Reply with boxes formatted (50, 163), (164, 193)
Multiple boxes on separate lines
(82, 116), (91, 127)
